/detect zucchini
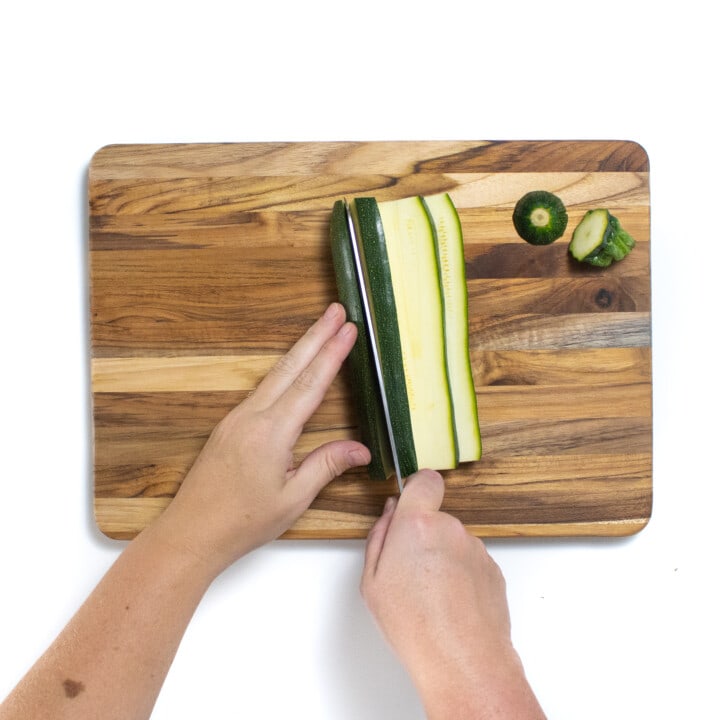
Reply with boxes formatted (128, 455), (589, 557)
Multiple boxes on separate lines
(329, 200), (393, 479)
(568, 208), (636, 267)
(376, 196), (457, 472)
(352, 197), (419, 477)
(330, 193), (482, 480)
(512, 190), (568, 245)
(423, 193), (482, 463)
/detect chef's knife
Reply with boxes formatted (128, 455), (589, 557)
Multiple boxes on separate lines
(344, 199), (404, 492)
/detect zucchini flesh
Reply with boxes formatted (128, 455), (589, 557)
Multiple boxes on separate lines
(376, 196), (457, 471)
(569, 208), (636, 267)
(329, 200), (393, 479)
(352, 198), (418, 477)
(422, 193), (482, 463)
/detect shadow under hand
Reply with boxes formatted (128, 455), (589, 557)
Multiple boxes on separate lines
(321, 541), (425, 720)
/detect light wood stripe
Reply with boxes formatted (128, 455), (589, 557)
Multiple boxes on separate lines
(92, 355), (278, 392)
(92, 347), (651, 394)
(448, 172), (648, 209)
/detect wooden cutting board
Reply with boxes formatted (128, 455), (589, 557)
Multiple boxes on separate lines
(89, 140), (652, 540)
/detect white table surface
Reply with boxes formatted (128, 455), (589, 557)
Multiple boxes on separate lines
(2, 2), (718, 717)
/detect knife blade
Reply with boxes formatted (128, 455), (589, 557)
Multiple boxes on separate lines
(344, 199), (404, 492)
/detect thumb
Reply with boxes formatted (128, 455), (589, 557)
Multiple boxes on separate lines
(396, 469), (445, 514)
(286, 440), (370, 507)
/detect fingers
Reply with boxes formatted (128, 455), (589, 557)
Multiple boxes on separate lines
(285, 440), (371, 509)
(253, 303), (349, 409)
(362, 495), (398, 583)
(271, 320), (358, 436)
(396, 469), (445, 514)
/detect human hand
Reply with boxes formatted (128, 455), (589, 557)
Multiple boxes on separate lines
(156, 303), (370, 575)
(361, 470), (545, 719)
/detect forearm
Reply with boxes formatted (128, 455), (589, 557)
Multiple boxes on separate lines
(413, 648), (546, 720)
(2, 305), (367, 720)
(0, 516), (216, 720)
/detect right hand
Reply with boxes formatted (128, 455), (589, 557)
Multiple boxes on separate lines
(361, 470), (545, 719)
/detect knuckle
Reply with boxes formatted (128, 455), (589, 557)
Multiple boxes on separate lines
(405, 513), (437, 545)
(322, 451), (345, 479)
(445, 513), (468, 540)
(292, 365), (317, 394)
(406, 511), (466, 550)
(269, 351), (300, 380)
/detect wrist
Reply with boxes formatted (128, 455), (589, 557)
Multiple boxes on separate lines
(140, 506), (230, 588)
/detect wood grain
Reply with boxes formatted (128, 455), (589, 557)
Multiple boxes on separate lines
(89, 141), (652, 539)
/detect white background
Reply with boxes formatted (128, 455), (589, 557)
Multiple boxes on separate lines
(1, 2), (717, 718)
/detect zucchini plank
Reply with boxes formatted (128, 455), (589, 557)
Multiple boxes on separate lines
(352, 197), (418, 478)
(423, 193), (482, 463)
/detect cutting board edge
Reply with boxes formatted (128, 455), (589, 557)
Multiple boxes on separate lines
(93, 497), (651, 541)
(87, 138), (650, 178)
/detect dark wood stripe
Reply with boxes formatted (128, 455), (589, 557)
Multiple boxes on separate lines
(468, 275), (649, 314)
(470, 312), (651, 351)
(465, 241), (649, 279)
(95, 450), (652, 527)
(416, 140), (650, 173)
(481, 416), (652, 456)
(443, 453), (652, 524)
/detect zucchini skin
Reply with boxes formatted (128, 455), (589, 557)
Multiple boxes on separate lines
(512, 190), (568, 245)
(569, 209), (636, 267)
(329, 200), (392, 479)
(353, 197), (418, 478)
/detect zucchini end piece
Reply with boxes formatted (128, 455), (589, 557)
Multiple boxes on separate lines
(512, 190), (568, 245)
(569, 209), (636, 267)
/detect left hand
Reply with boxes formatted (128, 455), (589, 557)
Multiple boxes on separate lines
(157, 302), (370, 574)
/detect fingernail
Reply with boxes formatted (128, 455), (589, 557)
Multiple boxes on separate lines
(324, 302), (341, 320)
(339, 322), (355, 338)
(348, 447), (370, 466)
(383, 496), (396, 514)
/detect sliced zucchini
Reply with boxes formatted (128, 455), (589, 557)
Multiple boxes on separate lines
(376, 196), (457, 471)
(329, 200), (392, 479)
(352, 197), (418, 478)
(569, 209), (636, 267)
(422, 193), (482, 463)
(512, 190), (568, 245)
(331, 193), (481, 480)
